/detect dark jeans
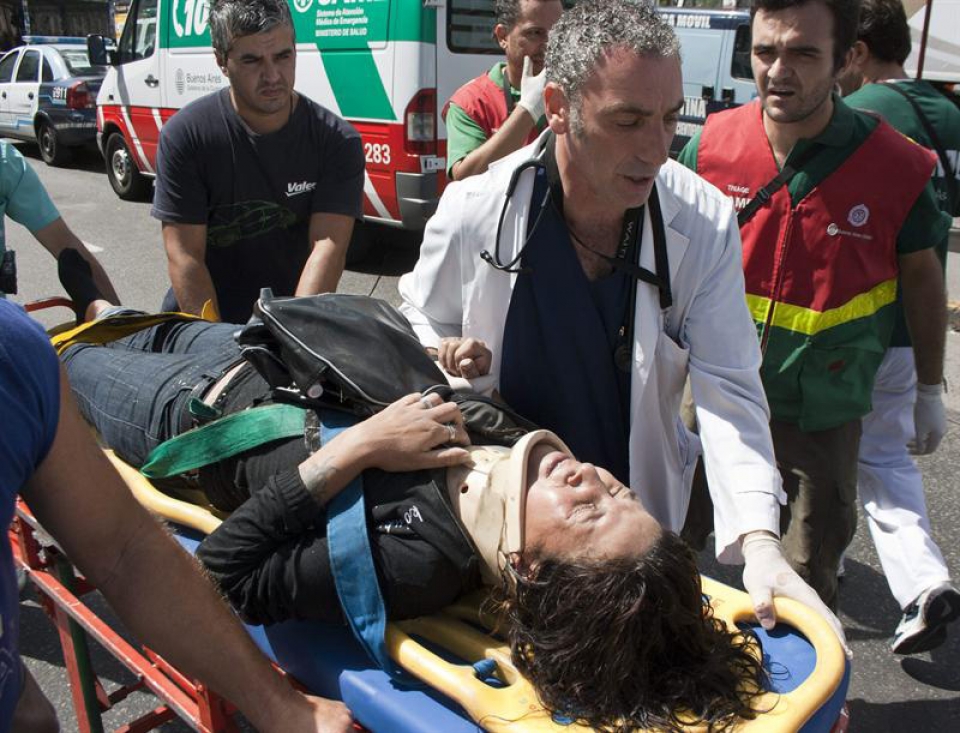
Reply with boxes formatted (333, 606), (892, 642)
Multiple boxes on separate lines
(61, 317), (242, 467)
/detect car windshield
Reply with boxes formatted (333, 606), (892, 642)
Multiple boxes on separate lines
(59, 48), (106, 76)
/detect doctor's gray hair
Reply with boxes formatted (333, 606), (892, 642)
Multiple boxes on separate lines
(209, 0), (295, 59)
(545, 0), (679, 131)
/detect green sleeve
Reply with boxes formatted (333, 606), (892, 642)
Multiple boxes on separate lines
(1, 143), (60, 233)
(445, 103), (489, 177)
(676, 129), (702, 171)
(896, 179), (953, 256)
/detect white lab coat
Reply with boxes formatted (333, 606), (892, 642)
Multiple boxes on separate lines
(399, 137), (784, 563)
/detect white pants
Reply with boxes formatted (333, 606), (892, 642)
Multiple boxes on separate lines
(858, 347), (951, 609)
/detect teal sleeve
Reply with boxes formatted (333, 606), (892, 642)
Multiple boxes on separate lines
(1, 144), (60, 233)
(896, 179), (952, 256)
(445, 102), (490, 177)
(676, 130), (702, 171)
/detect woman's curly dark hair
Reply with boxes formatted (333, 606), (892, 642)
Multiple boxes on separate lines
(495, 531), (768, 732)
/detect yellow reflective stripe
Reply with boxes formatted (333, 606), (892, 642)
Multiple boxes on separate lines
(746, 279), (897, 336)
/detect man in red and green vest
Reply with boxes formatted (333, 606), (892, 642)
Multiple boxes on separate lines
(443, 0), (562, 181)
(678, 0), (951, 610)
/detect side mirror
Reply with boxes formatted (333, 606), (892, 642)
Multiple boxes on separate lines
(87, 35), (118, 66)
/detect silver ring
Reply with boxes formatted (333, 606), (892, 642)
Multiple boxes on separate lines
(445, 423), (457, 443)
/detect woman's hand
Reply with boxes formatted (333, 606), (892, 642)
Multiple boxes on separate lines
(339, 392), (471, 473)
(438, 337), (492, 379)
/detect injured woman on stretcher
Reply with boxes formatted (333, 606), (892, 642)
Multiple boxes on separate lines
(58, 302), (769, 733)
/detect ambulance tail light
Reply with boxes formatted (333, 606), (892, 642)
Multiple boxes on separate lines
(404, 88), (436, 155)
(67, 82), (94, 110)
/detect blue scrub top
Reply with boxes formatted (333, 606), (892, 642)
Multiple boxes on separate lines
(499, 169), (634, 483)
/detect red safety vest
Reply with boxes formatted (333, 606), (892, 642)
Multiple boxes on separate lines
(443, 69), (541, 144)
(697, 101), (936, 430)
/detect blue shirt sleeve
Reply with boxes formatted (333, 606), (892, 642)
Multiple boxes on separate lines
(0, 142), (60, 234)
(0, 300), (60, 481)
(0, 299), (60, 733)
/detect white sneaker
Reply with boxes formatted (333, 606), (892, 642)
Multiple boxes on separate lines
(891, 582), (960, 655)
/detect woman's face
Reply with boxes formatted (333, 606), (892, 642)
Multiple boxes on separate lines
(522, 444), (662, 562)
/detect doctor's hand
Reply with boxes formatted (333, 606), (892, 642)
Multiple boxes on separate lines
(517, 56), (547, 122)
(910, 382), (946, 455)
(438, 337), (492, 379)
(741, 531), (851, 658)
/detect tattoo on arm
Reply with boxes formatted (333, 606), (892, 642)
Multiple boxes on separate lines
(300, 461), (339, 507)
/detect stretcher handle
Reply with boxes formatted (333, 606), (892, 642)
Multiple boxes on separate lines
(701, 576), (847, 732)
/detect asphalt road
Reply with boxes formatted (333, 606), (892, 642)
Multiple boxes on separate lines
(6, 142), (959, 732)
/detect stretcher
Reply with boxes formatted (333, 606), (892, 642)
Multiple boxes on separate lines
(15, 300), (851, 732)
(12, 442), (852, 733)
(113, 450), (852, 733)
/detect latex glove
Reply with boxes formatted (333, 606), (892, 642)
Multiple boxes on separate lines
(516, 56), (546, 122)
(741, 532), (851, 658)
(910, 382), (946, 455)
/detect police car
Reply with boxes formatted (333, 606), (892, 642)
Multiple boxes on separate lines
(0, 36), (107, 166)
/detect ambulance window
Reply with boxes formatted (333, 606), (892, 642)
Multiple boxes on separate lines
(0, 52), (17, 84)
(119, 0), (158, 63)
(16, 51), (40, 83)
(731, 23), (753, 80)
(448, 0), (500, 54)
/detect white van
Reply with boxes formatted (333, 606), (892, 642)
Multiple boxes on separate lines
(660, 6), (755, 155)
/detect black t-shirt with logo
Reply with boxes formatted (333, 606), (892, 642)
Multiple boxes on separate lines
(152, 88), (364, 323)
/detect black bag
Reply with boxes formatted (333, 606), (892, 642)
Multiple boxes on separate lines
(237, 289), (447, 416)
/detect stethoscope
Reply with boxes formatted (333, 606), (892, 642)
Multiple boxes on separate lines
(480, 139), (553, 275)
(480, 133), (673, 310)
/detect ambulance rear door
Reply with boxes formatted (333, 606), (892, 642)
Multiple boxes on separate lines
(436, 0), (513, 176)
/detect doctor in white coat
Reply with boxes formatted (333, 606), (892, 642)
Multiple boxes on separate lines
(400, 0), (846, 647)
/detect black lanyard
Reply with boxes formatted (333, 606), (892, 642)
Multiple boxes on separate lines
(543, 137), (672, 306)
(542, 139), (672, 371)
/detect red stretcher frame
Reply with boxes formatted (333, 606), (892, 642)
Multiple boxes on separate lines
(10, 499), (243, 733)
(11, 297), (246, 732)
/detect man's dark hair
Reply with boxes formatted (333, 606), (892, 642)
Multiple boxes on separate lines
(751, 0), (862, 70)
(209, 0), (294, 60)
(497, 532), (768, 732)
(496, 0), (524, 29)
(856, 0), (911, 65)
(495, 0), (561, 31)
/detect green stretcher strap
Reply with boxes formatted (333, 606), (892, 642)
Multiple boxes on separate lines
(141, 403), (307, 479)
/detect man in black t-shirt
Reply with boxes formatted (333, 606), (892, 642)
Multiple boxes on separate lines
(152, 0), (364, 324)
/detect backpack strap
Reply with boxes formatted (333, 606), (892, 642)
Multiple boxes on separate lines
(737, 143), (824, 227)
(879, 81), (959, 213)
